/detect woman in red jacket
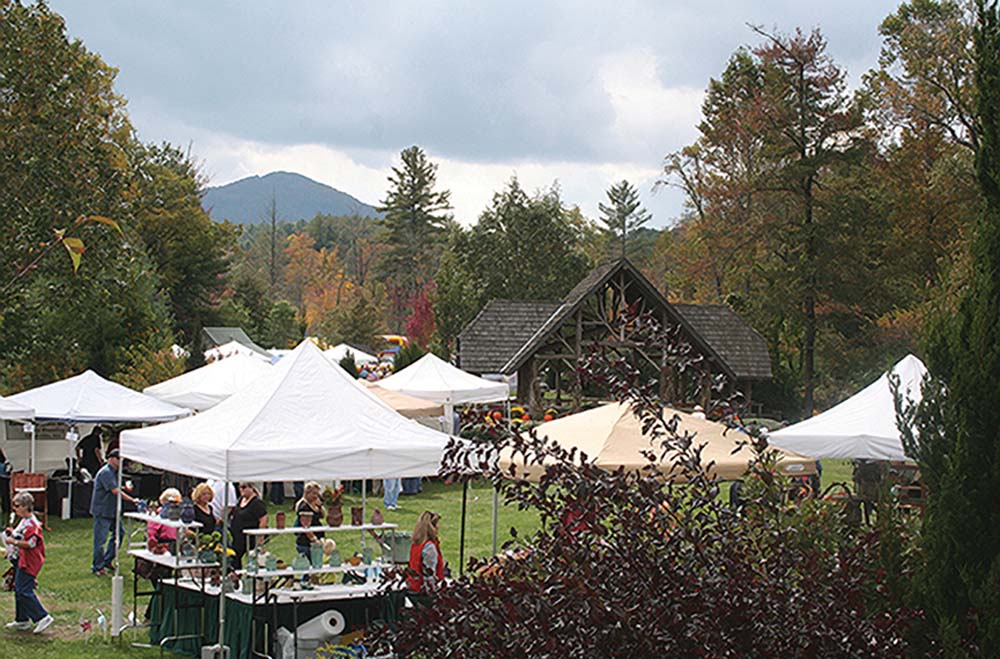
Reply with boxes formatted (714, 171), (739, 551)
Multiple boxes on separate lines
(406, 511), (444, 594)
(4, 491), (52, 634)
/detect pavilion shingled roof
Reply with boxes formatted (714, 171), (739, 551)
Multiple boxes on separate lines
(457, 299), (562, 374)
(671, 304), (773, 380)
(458, 258), (773, 381)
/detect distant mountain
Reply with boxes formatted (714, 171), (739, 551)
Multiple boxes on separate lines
(202, 171), (381, 224)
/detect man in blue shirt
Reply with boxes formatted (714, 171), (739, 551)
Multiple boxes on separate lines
(89, 450), (136, 575)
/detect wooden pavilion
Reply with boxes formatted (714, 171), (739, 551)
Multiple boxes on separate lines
(456, 258), (772, 414)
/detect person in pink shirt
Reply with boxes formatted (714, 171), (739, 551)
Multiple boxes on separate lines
(147, 488), (182, 551)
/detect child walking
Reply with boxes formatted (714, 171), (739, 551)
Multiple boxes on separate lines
(4, 491), (52, 633)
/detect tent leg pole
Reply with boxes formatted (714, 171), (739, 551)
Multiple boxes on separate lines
(361, 479), (366, 548)
(29, 425), (36, 473)
(216, 480), (230, 655)
(111, 458), (123, 636)
(493, 400), (509, 556)
(459, 480), (468, 576)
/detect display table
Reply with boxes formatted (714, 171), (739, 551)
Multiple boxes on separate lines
(46, 480), (92, 518)
(148, 578), (391, 659)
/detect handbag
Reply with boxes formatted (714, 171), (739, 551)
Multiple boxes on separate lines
(2, 564), (14, 592)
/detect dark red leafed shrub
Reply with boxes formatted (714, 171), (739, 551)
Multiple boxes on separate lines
(374, 312), (919, 658)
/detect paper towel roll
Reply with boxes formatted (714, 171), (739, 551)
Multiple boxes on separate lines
(296, 609), (346, 640)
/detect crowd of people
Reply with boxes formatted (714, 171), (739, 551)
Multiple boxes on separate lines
(3, 421), (448, 636)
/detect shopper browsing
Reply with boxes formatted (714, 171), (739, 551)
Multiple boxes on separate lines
(4, 491), (53, 634)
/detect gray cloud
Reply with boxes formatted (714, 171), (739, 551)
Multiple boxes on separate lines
(52, 1), (899, 164)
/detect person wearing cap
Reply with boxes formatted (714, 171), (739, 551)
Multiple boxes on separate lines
(89, 449), (137, 575)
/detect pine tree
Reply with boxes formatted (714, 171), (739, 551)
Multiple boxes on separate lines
(598, 180), (651, 258)
(902, 1), (1000, 651)
(376, 146), (451, 319)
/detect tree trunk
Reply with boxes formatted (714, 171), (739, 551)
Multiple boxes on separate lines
(802, 174), (816, 417)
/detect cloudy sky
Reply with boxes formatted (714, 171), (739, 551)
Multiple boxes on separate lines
(51, 1), (901, 227)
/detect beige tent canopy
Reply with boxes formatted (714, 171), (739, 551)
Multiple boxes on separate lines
(361, 381), (444, 419)
(500, 402), (816, 482)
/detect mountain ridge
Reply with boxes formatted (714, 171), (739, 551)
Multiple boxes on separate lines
(202, 171), (381, 224)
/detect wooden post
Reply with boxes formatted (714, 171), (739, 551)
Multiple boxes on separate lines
(573, 310), (583, 412)
(699, 370), (712, 410)
(517, 359), (541, 417)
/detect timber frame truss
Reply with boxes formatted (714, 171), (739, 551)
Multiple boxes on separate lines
(508, 263), (734, 415)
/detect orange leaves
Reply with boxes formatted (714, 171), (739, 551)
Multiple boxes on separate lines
(282, 231), (357, 332)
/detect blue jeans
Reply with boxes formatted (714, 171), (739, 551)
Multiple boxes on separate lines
(14, 566), (48, 622)
(383, 478), (401, 508)
(92, 515), (124, 572)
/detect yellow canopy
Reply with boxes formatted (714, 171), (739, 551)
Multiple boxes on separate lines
(499, 402), (816, 483)
(362, 381), (444, 419)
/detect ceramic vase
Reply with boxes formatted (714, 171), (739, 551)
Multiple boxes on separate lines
(328, 549), (342, 567)
(310, 542), (323, 568)
(165, 501), (181, 521)
(275, 511), (286, 529)
(371, 509), (384, 525)
(180, 498), (195, 524)
(351, 506), (363, 526)
(327, 505), (343, 527)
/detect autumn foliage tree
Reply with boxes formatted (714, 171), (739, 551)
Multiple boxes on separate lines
(404, 284), (437, 350)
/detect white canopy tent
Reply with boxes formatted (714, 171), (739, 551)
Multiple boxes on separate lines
(0, 395), (33, 421)
(325, 343), (379, 366)
(0, 396), (35, 471)
(121, 339), (455, 483)
(378, 352), (509, 411)
(143, 353), (273, 411)
(120, 339), (456, 654)
(500, 402), (817, 482)
(204, 340), (272, 364)
(768, 354), (927, 462)
(5, 369), (191, 504)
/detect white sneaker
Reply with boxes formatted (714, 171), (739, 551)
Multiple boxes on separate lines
(33, 615), (53, 634)
(5, 621), (31, 631)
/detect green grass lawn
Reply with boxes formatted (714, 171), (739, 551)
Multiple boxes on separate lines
(0, 462), (855, 658)
(0, 478), (542, 658)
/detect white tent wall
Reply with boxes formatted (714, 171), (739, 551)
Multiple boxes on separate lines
(1, 420), (98, 473)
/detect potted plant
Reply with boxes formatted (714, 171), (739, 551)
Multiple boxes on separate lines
(322, 485), (345, 526)
(197, 531), (234, 564)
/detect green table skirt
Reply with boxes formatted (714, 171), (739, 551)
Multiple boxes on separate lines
(149, 583), (254, 659)
(149, 582), (390, 659)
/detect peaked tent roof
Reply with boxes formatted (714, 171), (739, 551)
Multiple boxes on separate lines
(120, 340), (455, 481)
(205, 340), (273, 363)
(378, 353), (509, 405)
(143, 353), (273, 411)
(7, 370), (192, 423)
(458, 299), (562, 374)
(325, 343), (379, 365)
(498, 258), (770, 379)
(0, 395), (33, 421)
(500, 402), (816, 482)
(768, 354), (926, 461)
(202, 326), (272, 358)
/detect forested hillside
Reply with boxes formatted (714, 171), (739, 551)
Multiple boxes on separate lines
(0, 0), (979, 421)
